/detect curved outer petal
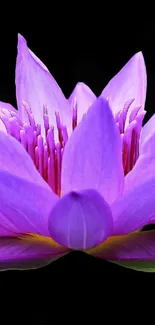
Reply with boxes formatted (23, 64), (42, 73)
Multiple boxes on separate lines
(48, 189), (113, 250)
(0, 131), (50, 189)
(112, 178), (155, 235)
(68, 82), (96, 123)
(0, 170), (59, 236)
(124, 114), (155, 193)
(124, 154), (155, 193)
(87, 230), (155, 264)
(0, 235), (68, 271)
(61, 97), (124, 204)
(0, 101), (17, 113)
(28, 49), (50, 72)
(15, 34), (71, 139)
(101, 52), (147, 126)
(139, 114), (155, 156)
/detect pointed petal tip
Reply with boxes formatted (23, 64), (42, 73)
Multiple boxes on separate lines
(98, 96), (109, 105)
(137, 51), (143, 56)
(74, 81), (86, 88)
(135, 51), (144, 58)
(86, 97), (112, 119)
(68, 81), (96, 123)
(17, 33), (27, 46)
(129, 51), (146, 76)
(131, 51), (145, 64)
(73, 81), (92, 92)
(101, 50), (147, 117)
(17, 33), (28, 58)
(97, 96), (112, 112)
(15, 32), (71, 137)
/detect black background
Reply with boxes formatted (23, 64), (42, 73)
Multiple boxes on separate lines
(0, 8), (154, 315)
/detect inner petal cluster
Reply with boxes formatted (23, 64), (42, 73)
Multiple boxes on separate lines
(0, 98), (145, 195)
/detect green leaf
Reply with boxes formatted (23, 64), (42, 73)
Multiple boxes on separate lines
(111, 260), (155, 272)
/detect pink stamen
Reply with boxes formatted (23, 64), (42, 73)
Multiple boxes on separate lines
(20, 129), (28, 151)
(72, 106), (77, 130)
(55, 143), (61, 197)
(55, 112), (64, 148)
(43, 144), (48, 181)
(33, 130), (37, 147)
(130, 128), (137, 170)
(62, 126), (68, 145)
(24, 123), (35, 161)
(1, 108), (11, 117)
(48, 155), (55, 192)
(122, 99), (135, 124)
(35, 146), (39, 169)
(9, 117), (20, 141)
(37, 135), (44, 175)
(116, 99), (135, 134)
(47, 128), (55, 154)
(43, 105), (50, 137)
(0, 114), (11, 133)
(36, 124), (41, 136)
(129, 106), (141, 123)
(22, 101), (36, 130)
(122, 138), (129, 175)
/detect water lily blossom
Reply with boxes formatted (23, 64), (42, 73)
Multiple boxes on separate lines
(0, 34), (155, 272)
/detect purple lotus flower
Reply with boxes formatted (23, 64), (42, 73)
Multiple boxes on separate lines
(0, 33), (155, 272)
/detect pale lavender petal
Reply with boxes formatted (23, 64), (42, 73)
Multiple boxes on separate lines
(124, 155), (155, 193)
(112, 178), (155, 235)
(0, 101), (17, 113)
(28, 49), (49, 72)
(48, 189), (113, 250)
(61, 97), (124, 204)
(87, 230), (155, 261)
(139, 114), (155, 156)
(0, 170), (59, 236)
(0, 130), (50, 189)
(69, 82), (96, 123)
(101, 52), (147, 123)
(0, 236), (68, 270)
(15, 34), (71, 139)
(140, 133), (155, 157)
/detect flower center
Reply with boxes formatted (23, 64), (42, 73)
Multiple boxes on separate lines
(0, 98), (145, 195)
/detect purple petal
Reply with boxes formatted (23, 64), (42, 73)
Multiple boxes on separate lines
(124, 155), (155, 193)
(15, 34), (71, 139)
(0, 170), (58, 236)
(61, 97), (124, 204)
(139, 114), (155, 156)
(112, 178), (155, 235)
(101, 52), (146, 122)
(0, 130), (49, 189)
(0, 235), (68, 270)
(0, 101), (17, 113)
(87, 230), (155, 262)
(69, 82), (96, 123)
(48, 189), (113, 250)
